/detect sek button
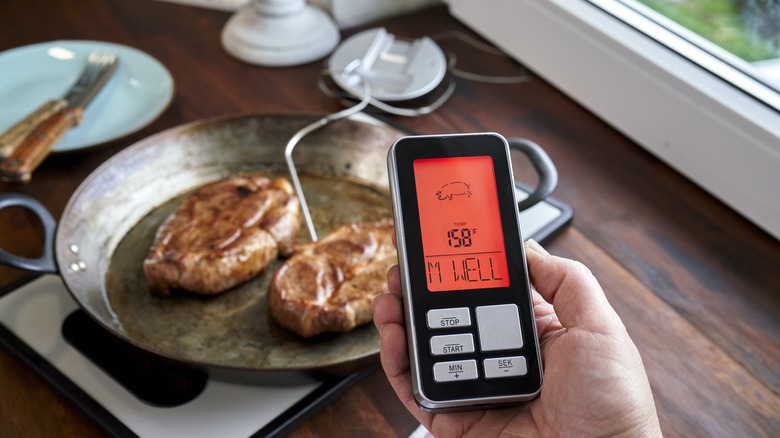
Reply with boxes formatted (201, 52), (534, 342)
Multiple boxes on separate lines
(427, 307), (471, 329)
(484, 356), (528, 379)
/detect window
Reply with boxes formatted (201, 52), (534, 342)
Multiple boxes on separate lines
(634, 0), (780, 64)
(446, 0), (780, 240)
(603, 0), (780, 110)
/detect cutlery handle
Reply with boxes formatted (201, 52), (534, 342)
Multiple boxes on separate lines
(0, 99), (68, 159)
(0, 107), (83, 183)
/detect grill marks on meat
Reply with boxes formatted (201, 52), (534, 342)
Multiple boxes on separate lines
(144, 176), (301, 296)
(269, 218), (396, 338)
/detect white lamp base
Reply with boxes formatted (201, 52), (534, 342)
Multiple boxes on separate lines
(221, 0), (340, 67)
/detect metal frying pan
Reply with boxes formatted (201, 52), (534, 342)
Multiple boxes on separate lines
(0, 113), (557, 383)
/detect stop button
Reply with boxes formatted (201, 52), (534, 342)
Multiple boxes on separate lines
(426, 307), (471, 329)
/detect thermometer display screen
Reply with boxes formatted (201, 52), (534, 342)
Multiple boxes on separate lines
(413, 156), (510, 292)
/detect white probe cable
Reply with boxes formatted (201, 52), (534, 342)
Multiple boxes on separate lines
(284, 76), (372, 242)
(317, 67), (456, 117)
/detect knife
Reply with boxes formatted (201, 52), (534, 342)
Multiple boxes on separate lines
(0, 51), (118, 183)
(0, 99), (67, 159)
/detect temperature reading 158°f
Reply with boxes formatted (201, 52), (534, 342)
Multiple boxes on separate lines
(447, 227), (476, 248)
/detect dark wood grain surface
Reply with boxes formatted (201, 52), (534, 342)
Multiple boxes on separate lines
(1, 2), (779, 437)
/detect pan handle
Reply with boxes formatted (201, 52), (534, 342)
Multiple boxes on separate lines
(507, 138), (558, 212)
(0, 193), (57, 273)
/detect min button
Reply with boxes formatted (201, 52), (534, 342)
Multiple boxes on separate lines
(433, 359), (478, 382)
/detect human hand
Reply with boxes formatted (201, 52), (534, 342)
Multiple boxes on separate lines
(372, 239), (662, 437)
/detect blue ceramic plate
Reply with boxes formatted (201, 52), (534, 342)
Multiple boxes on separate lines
(0, 40), (174, 152)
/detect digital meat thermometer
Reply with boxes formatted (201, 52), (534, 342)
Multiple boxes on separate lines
(387, 133), (542, 412)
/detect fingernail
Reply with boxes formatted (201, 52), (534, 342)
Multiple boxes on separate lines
(525, 239), (550, 256)
(372, 292), (387, 307)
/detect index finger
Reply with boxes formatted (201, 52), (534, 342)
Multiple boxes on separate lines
(525, 240), (623, 335)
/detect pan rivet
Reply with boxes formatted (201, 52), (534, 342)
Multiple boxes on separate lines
(69, 244), (79, 254)
(69, 261), (86, 272)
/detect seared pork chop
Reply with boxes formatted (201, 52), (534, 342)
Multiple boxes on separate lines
(144, 175), (302, 296)
(268, 218), (395, 338)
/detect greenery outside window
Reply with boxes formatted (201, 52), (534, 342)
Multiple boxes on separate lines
(621, 0), (780, 107)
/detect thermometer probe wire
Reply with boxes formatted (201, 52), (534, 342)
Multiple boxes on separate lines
(284, 73), (372, 242)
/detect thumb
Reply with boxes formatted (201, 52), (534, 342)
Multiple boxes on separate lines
(524, 240), (622, 335)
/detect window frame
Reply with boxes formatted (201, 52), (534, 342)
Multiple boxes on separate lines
(446, 0), (780, 240)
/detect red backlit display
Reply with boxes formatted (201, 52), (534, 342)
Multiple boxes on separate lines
(413, 156), (510, 292)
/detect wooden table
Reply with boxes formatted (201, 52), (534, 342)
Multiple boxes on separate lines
(1, 2), (778, 437)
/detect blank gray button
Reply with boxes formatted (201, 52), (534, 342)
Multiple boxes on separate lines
(476, 304), (523, 351)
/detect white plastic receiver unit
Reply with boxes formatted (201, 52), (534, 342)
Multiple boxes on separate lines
(328, 27), (447, 102)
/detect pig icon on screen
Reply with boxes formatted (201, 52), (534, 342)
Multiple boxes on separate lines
(436, 182), (471, 200)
